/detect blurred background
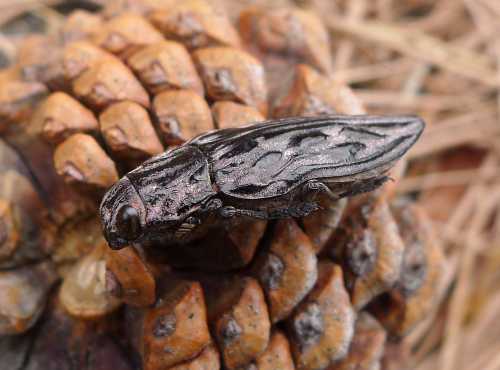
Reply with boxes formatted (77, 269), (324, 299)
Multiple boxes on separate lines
(1, 1), (499, 370)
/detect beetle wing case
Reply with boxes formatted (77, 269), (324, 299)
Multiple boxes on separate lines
(190, 115), (424, 200)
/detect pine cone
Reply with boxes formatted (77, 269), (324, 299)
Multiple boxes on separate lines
(0, 1), (448, 370)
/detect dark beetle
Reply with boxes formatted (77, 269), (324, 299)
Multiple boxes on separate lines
(100, 115), (424, 249)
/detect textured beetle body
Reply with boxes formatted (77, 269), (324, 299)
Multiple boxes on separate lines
(100, 115), (424, 249)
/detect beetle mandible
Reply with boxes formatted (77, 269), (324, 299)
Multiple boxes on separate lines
(100, 115), (424, 249)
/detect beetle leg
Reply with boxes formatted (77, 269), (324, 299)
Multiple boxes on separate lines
(202, 198), (223, 212)
(338, 176), (390, 198)
(303, 180), (338, 201)
(174, 226), (192, 239)
(174, 216), (202, 239)
(219, 206), (268, 219)
(219, 206), (236, 218)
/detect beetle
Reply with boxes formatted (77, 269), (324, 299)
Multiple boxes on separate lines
(100, 115), (424, 249)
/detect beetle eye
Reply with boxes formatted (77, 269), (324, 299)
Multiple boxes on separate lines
(116, 205), (141, 241)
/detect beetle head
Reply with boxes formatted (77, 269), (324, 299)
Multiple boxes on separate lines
(100, 176), (146, 249)
(119, 145), (218, 246)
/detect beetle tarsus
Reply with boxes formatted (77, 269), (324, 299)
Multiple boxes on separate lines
(303, 180), (338, 201)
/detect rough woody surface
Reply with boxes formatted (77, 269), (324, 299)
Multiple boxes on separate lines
(99, 101), (163, 160)
(288, 262), (355, 370)
(253, 219), (317, 323)
(53, 133), (119, 189)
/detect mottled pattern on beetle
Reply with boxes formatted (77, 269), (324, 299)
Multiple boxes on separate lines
(192, 115), (423, 199)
